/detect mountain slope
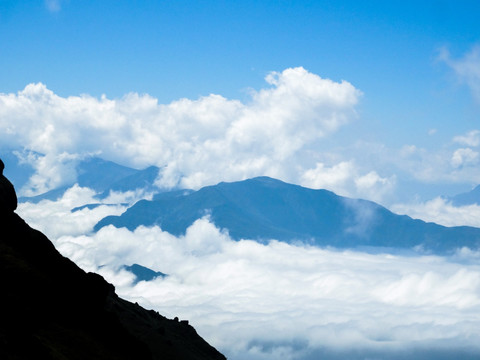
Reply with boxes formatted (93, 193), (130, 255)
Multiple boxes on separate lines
(97, 165), (161, 199)
(18, 157), (162, 203)
(450, 184), (480, 206)
(96, 176), (480, 253)
(0, 210), (226, 360)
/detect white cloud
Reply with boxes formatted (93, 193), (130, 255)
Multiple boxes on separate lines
(0, 68), (361, 195)
(45, 0), (63, 12)
(453, 129), (480, 147)
(50, 219), (480, 360)
(392, 141), (480, 187)
(354, 170), (395, 202)
(19, 151), (80, 196)
(440, 45), (480, 102)
(392, 197), (480, 228)
(300, 161), (395, 202)
(301, 161), (354, 195)
(451, 147), (479, 168)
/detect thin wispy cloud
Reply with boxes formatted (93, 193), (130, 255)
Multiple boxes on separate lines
(392, 197), (480, 228)
(453, 129), (480, 147)
(45, 0), (62, 12)
(439, 45), (480, 103)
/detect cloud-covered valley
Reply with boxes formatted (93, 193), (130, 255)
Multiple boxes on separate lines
(16, 187), (480, 360)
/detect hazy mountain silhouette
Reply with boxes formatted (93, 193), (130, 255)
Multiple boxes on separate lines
(0, 163), (225, 360)
(18, 157), (162, 203)
(122, 264), (167, 284)
(96, 177), (480, 254)
(450, 184), (480, 206)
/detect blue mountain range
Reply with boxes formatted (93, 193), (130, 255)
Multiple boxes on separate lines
(95, 176), (480, 254)
(13, 156), (162, 203)
(449, 185), (480, 206)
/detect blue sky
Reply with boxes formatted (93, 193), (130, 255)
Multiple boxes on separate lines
(2, 1), (479, 101)
(2, 0), (480, 204)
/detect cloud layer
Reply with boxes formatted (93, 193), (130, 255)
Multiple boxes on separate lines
(16, 189), (480, 360)
(54, 222), (480, 360)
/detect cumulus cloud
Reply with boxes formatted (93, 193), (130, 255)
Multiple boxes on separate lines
(439, 45), (480, 102)
(0, 67), (363, 194)
(451, 147), (479, 168)
(300, 161), (395, 202)
(17, 151), (80, 196)
(49, 220), (480, 360)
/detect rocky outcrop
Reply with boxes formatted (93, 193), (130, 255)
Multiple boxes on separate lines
(0, 159), (17, 213)
(0, 162), (226, 360)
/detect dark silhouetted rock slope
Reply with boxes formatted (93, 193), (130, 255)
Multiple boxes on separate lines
(0, 174), (225, 360)
(0, 159), (17, 213)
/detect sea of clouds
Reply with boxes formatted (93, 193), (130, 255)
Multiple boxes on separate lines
(16, 186), (480, 360)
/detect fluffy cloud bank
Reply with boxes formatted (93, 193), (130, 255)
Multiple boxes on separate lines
(16, 189), (480, 360)
(300, 161), (395, 203)
(2, 68), (404, 201)
(53, 221), (480, 360)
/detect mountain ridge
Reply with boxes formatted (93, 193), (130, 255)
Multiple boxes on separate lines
(96, 176), (480, 254)
(15, 156), (163, 203)
(450, 184), (480, 206)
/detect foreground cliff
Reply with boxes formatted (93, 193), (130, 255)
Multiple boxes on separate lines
(0, 210), (226, 359)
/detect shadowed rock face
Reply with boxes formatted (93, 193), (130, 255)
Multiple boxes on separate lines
(0, 159), (17, 213)
(0, 165), (226, 360)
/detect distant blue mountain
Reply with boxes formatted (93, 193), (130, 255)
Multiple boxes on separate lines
(15, 156), (163, 203)
(450, 185), (480, 206)
(76, 157), (139, 192)
(122, 264), (167, 284)
(95, 177), (480, 254)
(97, 165), (162, 199)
